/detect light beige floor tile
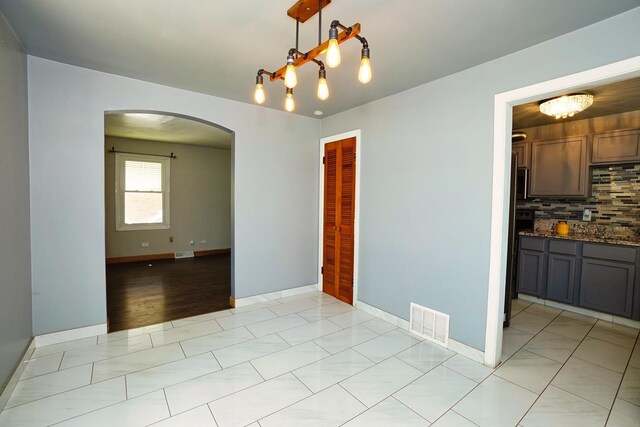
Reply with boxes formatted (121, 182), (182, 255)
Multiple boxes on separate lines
(343, 397), (430, 426)
(245, 313), (309, 338)
(6, 364), (93, 408)
(522, 303), (562, 319)
(510, 312), (553, 335)
(56, 389), (169, 427)
(454, 375), (537, 427)
(606, 398), (640, 427)
(573, 337), (632, 373)
(395, 340), (455, 372)
(32, 336), (98, 358)
(212, 334), (290, 368)
(431, 410), (478, 427)
(60, 334), (153, 369)
(171, 310), (233, 328)
(442, 354), (494, 382)
(150, 319), (223, 347)
(494, 349), (561, 394)
(250, 341), (330, 380)
(501, 328), (534, 356)
(98, 322), (173, 344)
(394, 366), (477, 422)
(551, 357), (622, 409)
(617, 365), (640, 406)
(520, 385), (608, 427)
(522, 330), (581, 363)
(543, 316), (594, 340)
(20, 353), (63, 380)
(588, 321), (638, 349)
(259, 384), (366, 427)
(277, 319), (343, 346)
(293, 349), (374, 393)
(353, 329), (420, 363)
(151, 405), (217, 426)
(179, 326), (255, 357)
(208, 373), (312, 426)
(341, 357), (423, 407)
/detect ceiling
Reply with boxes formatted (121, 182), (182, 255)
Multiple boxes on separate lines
(105, 112), (233, 150)
(513, 77), (640, 129)
(2, 1), (640, 118)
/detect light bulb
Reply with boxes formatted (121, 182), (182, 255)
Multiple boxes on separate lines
(285, 89), (295, 112)
(284, 54), (297, 89)
(317, 77), (329, 100)
(254, 83), (265, 104)
(358, 57), (372, 84)
(326, 38), (341, 68)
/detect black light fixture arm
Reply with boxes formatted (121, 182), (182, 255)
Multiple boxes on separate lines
(288, 48), (308, 60)
(330, 20), (352, 37)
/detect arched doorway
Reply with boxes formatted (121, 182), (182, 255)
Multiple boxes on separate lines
(103, 110), (234, 332)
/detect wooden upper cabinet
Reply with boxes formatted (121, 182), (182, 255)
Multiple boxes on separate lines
(591, 129), (640, 164)
(512, 142), (530, 168)
(529, 136), (589, 198)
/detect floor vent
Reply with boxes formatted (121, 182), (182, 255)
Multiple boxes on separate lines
(409, 302), (450, 347)
(174, 251), (194, 259)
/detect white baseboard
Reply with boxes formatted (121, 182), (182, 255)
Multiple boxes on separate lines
(233, 284), (318, 308)
(34, 323), (107, 348)
(518, 294), (640, 330)
(0, 338), (35, 412)
(355, 300), (486, 365)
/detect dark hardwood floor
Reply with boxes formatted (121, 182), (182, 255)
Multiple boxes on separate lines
(106, 254), (231, 332)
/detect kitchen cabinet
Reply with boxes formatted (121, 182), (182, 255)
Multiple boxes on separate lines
(512, 142), (530, 168)
(529, 136), (589, 198)
(579, 243), (636, 318)
(591, 129), (640, 164)
(546, 239), (579, 304)
(517, 237), (546, 298)
(517, 237), (640, 319)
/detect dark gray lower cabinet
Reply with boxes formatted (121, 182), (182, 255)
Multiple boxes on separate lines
(517, 237), (639, 319)
(517, 249), (545, 297)
(546, 254), (577, 304)
(579, 258), (635, 318)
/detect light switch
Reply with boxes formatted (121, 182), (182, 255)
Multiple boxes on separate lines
(582, 208), (592, 221)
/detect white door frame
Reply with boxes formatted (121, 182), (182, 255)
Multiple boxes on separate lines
(318, 130), (362, 304)
(484, 55), (640, 368)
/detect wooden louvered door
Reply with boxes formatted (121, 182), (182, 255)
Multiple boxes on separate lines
(322, 137), (356, 304)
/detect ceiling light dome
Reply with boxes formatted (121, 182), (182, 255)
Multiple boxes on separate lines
(539, 93), (594, 119)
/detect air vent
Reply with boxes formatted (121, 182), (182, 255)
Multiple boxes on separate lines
(409, 302), (450, 347)
(174, 251), (194, 259)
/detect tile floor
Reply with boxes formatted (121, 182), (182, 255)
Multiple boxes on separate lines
(1, 292), (639, 426)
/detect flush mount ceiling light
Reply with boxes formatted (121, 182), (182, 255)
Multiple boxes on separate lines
(254, 0), (371, 112)
(539, 93), (594, 119)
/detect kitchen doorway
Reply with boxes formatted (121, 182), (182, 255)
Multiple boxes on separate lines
(319, 130), (362, 305)
(485, 56), (640, 368)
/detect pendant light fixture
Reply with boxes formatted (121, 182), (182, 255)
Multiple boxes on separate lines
(539, 93), (594, 119)
(253, 0), (371, 112)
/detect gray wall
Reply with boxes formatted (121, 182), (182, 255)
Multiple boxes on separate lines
(321, 8), (640, 350)
(105, 136), (231, 258)
(0, 14), (32, 389)
(28, 58), (320, 335)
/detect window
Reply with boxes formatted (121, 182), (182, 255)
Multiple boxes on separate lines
(115, 153), (170, 231)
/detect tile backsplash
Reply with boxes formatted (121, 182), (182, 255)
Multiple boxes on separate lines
(517, 163), (640, 228)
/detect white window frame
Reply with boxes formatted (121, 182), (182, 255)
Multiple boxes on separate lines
(115, 153), (171, 231)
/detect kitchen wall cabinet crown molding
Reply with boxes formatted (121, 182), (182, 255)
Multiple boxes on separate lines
(529, 136), (589, 198)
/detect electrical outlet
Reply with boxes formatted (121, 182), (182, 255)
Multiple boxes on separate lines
(169, 236), (174, 243)
(200, 240), (207, 244)
(189, 240), (195, 246)
(141, 242), (149, 247)
(582, 208), (592, 222)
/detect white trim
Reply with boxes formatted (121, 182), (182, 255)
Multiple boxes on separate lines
(485, 55), (640, 368)
(233, 284), (318, 308)
(518, 294), (640, 330)
(356, 300), (486, 364)
(0, 338), (35, 412)
(115, 152), (171, 231)
(318, 130), (362, 303)
(34, 323), (107, 347)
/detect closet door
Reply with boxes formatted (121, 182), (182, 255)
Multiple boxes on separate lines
(323, 137), (356, 304)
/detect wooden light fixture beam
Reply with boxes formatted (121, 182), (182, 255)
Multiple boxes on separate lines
(287, 0), (332, 23)
(269, 23), (361, 82)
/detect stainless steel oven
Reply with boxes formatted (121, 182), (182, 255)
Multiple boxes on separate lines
(516, 168), (528, 200)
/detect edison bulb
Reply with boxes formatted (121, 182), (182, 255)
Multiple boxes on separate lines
(326, 39), (341, 68)
(358, 57), (372, 84)
(317, 77), (329, 100)
(254, 83), (265, 104)
(284, 64), (297, 88)
(285, 92), (295, 112)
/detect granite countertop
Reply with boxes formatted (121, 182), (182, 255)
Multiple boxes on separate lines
(519, 230), (640, 248)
